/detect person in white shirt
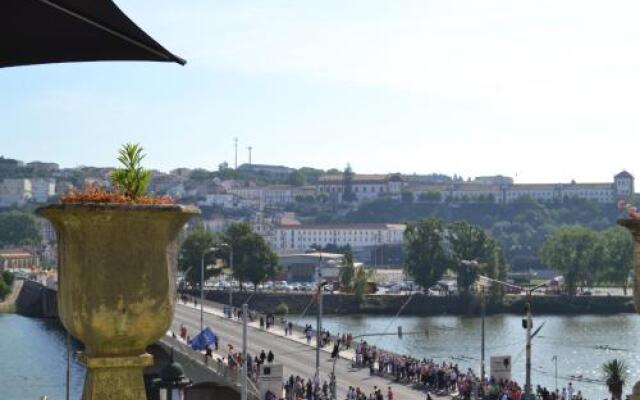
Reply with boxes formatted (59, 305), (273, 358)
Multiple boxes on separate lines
(567, 382), (574, 400)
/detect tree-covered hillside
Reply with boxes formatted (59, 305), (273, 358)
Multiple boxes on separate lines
(340, 197), (623, 271)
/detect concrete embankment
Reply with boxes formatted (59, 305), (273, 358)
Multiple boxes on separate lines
(0, 279), (23, 313)
(14, 280), (58, 318)
(187, 290), (635, 316)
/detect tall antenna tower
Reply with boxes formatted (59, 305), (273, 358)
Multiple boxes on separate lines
(247, 146), (253, 165)
(234, 137), (238, 169)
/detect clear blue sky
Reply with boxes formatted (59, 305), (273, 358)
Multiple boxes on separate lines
(2, 0), (639, 183)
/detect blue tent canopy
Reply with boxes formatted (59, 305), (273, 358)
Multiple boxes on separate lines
(190, 327), (217, 351)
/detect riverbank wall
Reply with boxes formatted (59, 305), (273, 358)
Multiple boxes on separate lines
(15, 280), (57, 318)
(186, 290), (635, 316)
(0, 280), (22, 313)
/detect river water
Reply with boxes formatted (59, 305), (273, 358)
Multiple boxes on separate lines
(3, 312), (639, 400)
(295, 313), (640, 400)
(0, 314), (85, 400)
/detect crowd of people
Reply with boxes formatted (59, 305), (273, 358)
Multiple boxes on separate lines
(175, 296), (588, 400)
(284, 373), (340, 400)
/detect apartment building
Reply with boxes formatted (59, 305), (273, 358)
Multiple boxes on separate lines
(409, 171), (634, 204)
(316, 173), (404, 203)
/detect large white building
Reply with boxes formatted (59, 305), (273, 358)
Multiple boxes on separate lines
(263, 223), (406, 253)
(0, 178), (31, 207)
(31, 179), (56, 203)
(228, 185), (313, 208)
(408, 171), (634, 204)
(316, 174), (404, 203)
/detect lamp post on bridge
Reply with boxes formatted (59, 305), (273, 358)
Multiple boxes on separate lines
(200, 247), (217, 333)
(216, 243), (234, 313)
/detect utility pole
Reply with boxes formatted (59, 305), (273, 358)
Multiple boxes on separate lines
(480, 286), (486, 381)
(234, 137), (238, 169)
(552, 355), (558, 391)
(200, 251), (205, 333)
(229, 246), (234, 312)
(476, 275), (549, 400)
(241, 303), (248, 400)
(525, 293), (533, 398)
(315, 249), (325, 383)
(247, 146), (253, 165)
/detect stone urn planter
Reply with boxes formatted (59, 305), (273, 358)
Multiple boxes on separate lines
(37, 203), (199, 400)
(618, 218), (640, 312)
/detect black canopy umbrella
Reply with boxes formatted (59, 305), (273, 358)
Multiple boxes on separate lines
(1, 0), (185, 68)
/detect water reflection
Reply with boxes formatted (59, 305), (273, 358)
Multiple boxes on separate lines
(0, 314), (85, 400)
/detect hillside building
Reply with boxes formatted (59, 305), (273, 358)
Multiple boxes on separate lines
(408, 171), (634, 204)
(316, 173), (404, 203)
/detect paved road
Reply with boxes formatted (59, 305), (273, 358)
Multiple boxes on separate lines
(171, 303), (427, 400)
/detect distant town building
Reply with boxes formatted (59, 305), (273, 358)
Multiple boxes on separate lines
(30, 178), (56, 203)
(407, 171), (634, 204)
(316, 173), (405, 203)
(262, 222), (406, 253)
(0, 178), (31, 207)
(198, 193), (238, 208)
(473, 175), (514, 185)
(201, 218), (234, 234)
(0, 248), (39, 270)
(227, 185), (312, 208)
(26, 161), (59, 173)
(0, 156), (24, 170)
(278, 252), (345, 282)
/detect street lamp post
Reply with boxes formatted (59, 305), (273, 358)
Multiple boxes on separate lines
(312, 246), (325, 381)
(241, 303), (248, 400)
(315, 280), (328, 382)
(200, 247), (216, 333)
(216, 243), (234, 313)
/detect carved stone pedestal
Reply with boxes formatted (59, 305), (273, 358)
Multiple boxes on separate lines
(81, 354), (153, 400)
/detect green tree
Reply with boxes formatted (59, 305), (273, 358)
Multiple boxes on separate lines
(340, 251), (355, 290)
(540, 225), (604, 293)
(404, 218), (455, 290)
(342, 164), (357, 202)
(0, 211), (40, 247)
(287, 170), (306, 186)
(602, 359), (628, 400)
(600, 227), (633, 292)
(1, 271), (14, 288)
(0, 276), (9, 302)
(223, 223), (279, 290)
(418, 191), (442, 203)
(401, 191), (414, 204)
(352, 265), (373, 303)
(447, 221), (508, 297)
(298, 167), (324, 185)
(178, 226), (221, 286)
(190, 168), (215, 182)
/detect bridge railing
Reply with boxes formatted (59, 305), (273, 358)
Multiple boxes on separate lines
(161, 334), (261, 399)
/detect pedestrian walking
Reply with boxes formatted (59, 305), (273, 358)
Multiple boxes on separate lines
(260, 349), (266, 364)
